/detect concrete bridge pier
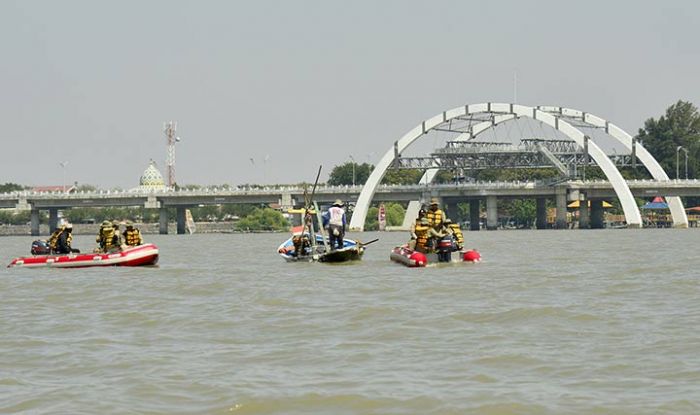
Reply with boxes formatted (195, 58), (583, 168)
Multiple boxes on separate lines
(486, 196), (498, 230)
(159, 207), (168, 235)
(590, 200), (605, 229)
(556, 188), (568, 229)
(49, 208), (59, 231)
(176, 207), (187, 234)
(31, 208), (40, 236)
(579, 194), (590, 229)
(469, 200), (480, 231)
(536, 198), (547, 229)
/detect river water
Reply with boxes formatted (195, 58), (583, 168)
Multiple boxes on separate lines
(1, 229), (699, 414)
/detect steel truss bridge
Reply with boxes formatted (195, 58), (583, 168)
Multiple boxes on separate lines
(393, 138), (638, 175)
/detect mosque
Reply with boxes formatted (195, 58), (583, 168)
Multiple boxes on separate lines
(132, 160), (167, 192)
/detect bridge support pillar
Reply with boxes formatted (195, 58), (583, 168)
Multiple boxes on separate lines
(578, 193), (590, 229)
(280, 193), (294, 211)
(469, 200), (480, 231)
(536, 198), (547, 229)
(31, 208), (40, 236)
(159, 207), (168, 235)
(48, 208), (59, 232)
(556, 188), (568, 229)
(590, 199), (605, 229)
(176, 207), (186, 234)
(486, 196), (498, 230)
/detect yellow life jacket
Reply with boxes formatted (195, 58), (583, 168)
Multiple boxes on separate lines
(414, 224), (430, 249)
(448, 223), (464, 245)
(426, 209), (444, 228)
(49, 228), (72, 252)
(48, 229), (63, 250)
(124, 228), (142, 246)
(98, 226), (116, 250)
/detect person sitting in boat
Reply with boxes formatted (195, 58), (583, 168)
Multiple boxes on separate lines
(96, 220), (121, 253)
(47, 226), (64, 253)
(443, 218), (464, 251)
(291, 233), (312, 257)
(123, 220), (144, 247)
(409, 208), (427, 246)
(409, 217), (431, 253)
(48, 223), (80, 254)
(112, 220), (123, 243)
(323, 199), (346, 251)
(426, 221), (447, 253)
(426, 198), (445, 230)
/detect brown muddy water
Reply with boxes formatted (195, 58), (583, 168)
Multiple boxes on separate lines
(1, 229), (699, 414)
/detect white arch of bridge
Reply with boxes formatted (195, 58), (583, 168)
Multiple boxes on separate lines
(348, 103), (644, 230)
(415, 106), (688, 228)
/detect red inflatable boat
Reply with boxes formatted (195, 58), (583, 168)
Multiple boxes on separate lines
(7, 243), (159, 268)
(390, 245), (481, 268)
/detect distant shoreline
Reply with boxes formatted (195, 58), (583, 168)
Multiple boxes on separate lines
(0, 222), (284, 237)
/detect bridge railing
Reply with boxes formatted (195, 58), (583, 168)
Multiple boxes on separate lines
(2, 179), (700, 201)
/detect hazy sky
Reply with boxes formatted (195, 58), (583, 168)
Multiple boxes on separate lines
(1, 0), (698, 188)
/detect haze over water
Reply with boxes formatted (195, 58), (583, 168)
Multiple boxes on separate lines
(1, 230), (699, 414)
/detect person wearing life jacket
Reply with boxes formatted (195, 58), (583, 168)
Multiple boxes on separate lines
(410, 217), (431, 253)
(123, 220), (144, 247)
(112, 220), (124, 247)
(48, 223), (79, 254)
(426, 198), (445, 230)
(409, 208), (427, 243)
(96, 220), (120, 253)
(443, 218), (464, 251)
(323, 199), (346, 251)
(47, 226), (64, 253)
(426, 221), (447, 253)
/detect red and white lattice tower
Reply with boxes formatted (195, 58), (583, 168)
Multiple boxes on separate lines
(163, 121), (179, 188)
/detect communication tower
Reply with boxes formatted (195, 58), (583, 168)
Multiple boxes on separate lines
(163, 121), (181, 188)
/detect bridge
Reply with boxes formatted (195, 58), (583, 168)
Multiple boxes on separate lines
(3, 178), (700, 235)
(350, 103), (693, 230)
(3, 101), (696, 234)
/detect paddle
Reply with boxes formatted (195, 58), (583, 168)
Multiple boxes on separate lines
(357, 238), (379, 247)
(305, 166), (323, 259)
(308, 165), (322, 204)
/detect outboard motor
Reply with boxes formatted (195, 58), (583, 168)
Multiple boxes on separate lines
(31, 240), (51, 255)
(437, 235), (454, 263)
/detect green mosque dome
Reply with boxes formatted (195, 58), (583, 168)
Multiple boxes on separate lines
(139, 161), (166, 189)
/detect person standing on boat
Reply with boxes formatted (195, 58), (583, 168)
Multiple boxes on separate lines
(426, 198), (445, 230)
(323, 199), (346, 250)
(123, 220), (144, 247)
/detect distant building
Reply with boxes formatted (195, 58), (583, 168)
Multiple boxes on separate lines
(132, 161), (167, 192)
